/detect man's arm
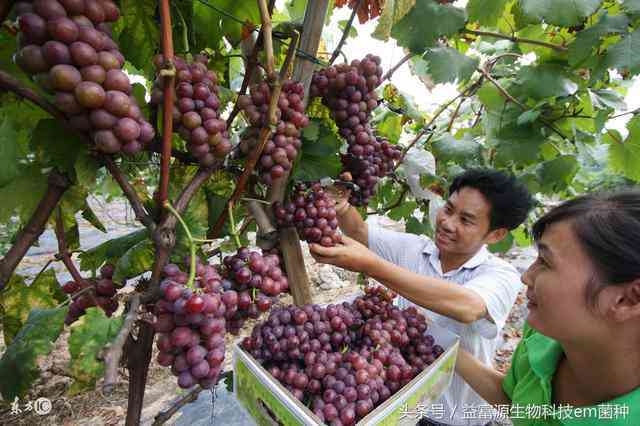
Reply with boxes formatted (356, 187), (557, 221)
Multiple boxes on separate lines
(455, 349), (511, 406)
(310, 236), (488, 324)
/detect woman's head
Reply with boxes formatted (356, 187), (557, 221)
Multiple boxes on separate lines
(522, 191), (640, 343)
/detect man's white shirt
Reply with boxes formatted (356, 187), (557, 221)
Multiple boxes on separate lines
(368, 224), (522, 426)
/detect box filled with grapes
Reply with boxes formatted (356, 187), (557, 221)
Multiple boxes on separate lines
(233, 287), (460, 425)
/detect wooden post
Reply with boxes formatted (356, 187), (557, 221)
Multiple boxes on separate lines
(271, 0), (330, 306)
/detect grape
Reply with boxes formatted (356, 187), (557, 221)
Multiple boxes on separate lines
(49, 64), (81, 91)
(15, 45), (49, 74)
(114, 117), (140, 141)
(42, 40), (71, 65)
(54, 91), (83, 115)
(94, 129), (120, 153)
(63, 264), (119, 325)
(273, 181), (340, 247)
(70, 41), (97, 67)
(47, 17), (79, 44)
(75, 81), (105, 108)
(151, 54), (230, 165)
(60, 0), (85, 15)
(18, 13), (48, 45)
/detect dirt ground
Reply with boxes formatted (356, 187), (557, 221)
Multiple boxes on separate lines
(0, 199), (533, 426)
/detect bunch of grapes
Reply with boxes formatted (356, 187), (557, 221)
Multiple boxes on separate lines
(309, 55), (402, 206)
(220, 247), (289, 334)
(63, 263), (119, 325)
(150, 54), (231, 166)
(241, 286), (445, 424)
(237, 79), (309, 184)
(13, 0), (155, 155)
(153, 261), (231, 389)
(272, 181), (340, 247)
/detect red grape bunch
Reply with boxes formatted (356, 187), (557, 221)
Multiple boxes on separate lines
(272, 181), (341, 247)
(237, 79), (310, 184)
(150, 54), (231, 166)
(13, 0), (155, 155)
(309, 55), (402, 206)
(153, 260), (231, 389)
(241, 286), (445, 424)
(220, 247), (289, 334)
(62, 263), (119, 325)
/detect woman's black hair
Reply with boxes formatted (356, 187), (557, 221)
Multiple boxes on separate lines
(449, 169), (533, 231)
(532, 190), (640, 305)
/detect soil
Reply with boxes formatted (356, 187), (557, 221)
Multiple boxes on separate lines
(0, 198), (534, 426)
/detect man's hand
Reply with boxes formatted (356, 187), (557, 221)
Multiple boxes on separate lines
(309, 235), (378, 273)
(326, 184), (351, 216)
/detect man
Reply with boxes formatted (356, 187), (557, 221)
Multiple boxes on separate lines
(309, 169), (533, 426)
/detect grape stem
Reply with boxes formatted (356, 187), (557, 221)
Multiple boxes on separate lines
(163, 202), (197, 289)
(152, 386), (205, 426)
(329, 0), (364, 65)
(228, 203), (243, 249)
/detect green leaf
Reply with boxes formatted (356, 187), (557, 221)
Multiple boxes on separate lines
(0, 119), (22, 187)
(30, 119), (85, 175)
(74, 152), (100, 189)
(432, 133), (482, 163)
(406, 216), (433, 237)
(375, 111), (403, 143)
(519, 0), (602, 27)
(112, 0), (160, 75)
(604, 28), (640, 76)
(0, 166), (48, 224)
(79, 229), (149, 272)
(373, 0), (416, 41)
(518, 64), (578, 99)
(589, 89), (627, 110)
(390, 0), (466, 53)
(338, 20), (358, 38)
(0, 307), (67, 400)
(607, 116), (640, 181)
(81, 202), (107, 233)
(286, 0), (307, 22)
(622, 0), (640, 14)
(488, 232), (513, 253)
(467, 0), (509, 27)
(517, 110), (542, 126)
(293, 123), (342, 181)
(568, 13), (629, 67)
(535, 155), (580, 193)
(113, 239), (155, 282)
(422, 47), (478, 84)
(0, 270), (66, 346)
(68, 308), (123, 394)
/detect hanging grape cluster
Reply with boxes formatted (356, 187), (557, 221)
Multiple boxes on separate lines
(150, 54), (231, 166)
(13, 0), (155, 155)
(272, 181), (340, 247)
(310, 55), (402, 206)
(237, 79), (309, 185)
(63, 263), (119, 325)
(241, 286), (445, 424)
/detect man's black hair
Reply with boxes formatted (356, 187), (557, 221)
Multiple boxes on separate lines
(448, 168), (533, 231)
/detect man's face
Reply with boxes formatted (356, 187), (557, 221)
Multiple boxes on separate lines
(434, 187), (498, 258)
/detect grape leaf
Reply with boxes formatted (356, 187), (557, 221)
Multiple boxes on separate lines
(372, 0), (416, 41)
(488, 232), (513, 253)
(30, 119), (85, 175)
(466, 0), (509, 27)
(390, 0), (466, 53)
(0, 119), (21, 188)
(375, 111), (403, 143)
(81, 202), (107, 233)
(604, 28), (640, 76)
(422, 47), (479, 84)
(68, 308), (123, 395)
(406, 216), (433, 237)
(113, 239), (155, 282)
(519, 0), (602, 27)
(607, 116), (640, 182)
(285, 0), (308, 22)
(517, 110), (541, 126)
(622, 0), (640, 14)
(0, 270), (66, 346)
(0, 165), (48, 224)
(292, 123), (342, 181)
(518, 64), (578, 99)
(589, 89), (627, 111)
(112, 0), (160, 75)
(79, 229), (149, 272)
(0, 307), (67, 400)
(535, 155), (580, 193)
(568, 13), (629, 67)
(431, 133), (483, 164)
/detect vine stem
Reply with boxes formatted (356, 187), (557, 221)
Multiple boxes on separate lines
(463, 28), (568, 52)
(329, 0), (363, 65)
(153, 386), (205, 425)
(381, 52), (415, 83)
(158, 0), (176, 212)
(163, 202), (196, 289)
(257, 0), (275, 77)
(208, 30), (300, 239)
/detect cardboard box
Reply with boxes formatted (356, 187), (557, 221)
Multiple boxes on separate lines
(233, 322), (459, 426)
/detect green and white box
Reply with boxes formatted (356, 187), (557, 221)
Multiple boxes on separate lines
(233, 322), (459, 426)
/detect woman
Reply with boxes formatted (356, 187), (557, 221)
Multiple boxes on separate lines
(455, 191), (640, 425)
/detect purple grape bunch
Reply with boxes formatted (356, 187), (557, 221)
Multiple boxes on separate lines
(272, 181), (340, 247)
(62, 263), (119, 325)
(310, 55), (402, 205)
(13, 0), (155, 155)
(237, 79), (310, 185)
(241, 286), (445, 424)
(150, 54), (231, 166)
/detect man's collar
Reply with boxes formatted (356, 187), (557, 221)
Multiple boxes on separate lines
(422, 239), (490, 272)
